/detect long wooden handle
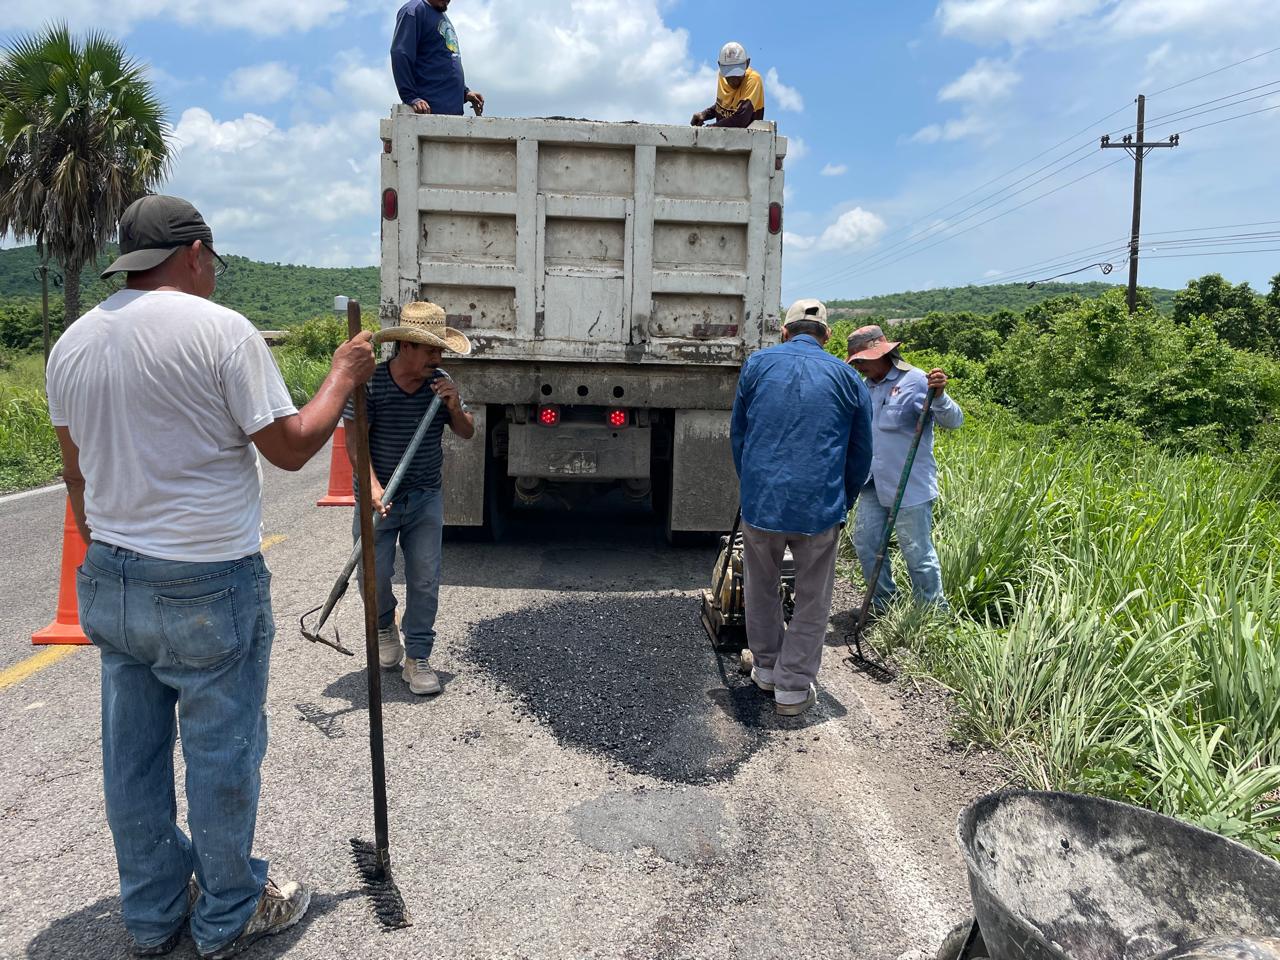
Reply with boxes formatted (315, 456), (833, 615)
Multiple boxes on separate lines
(347, 300), (391, 865)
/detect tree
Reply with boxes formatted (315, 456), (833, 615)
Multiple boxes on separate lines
(1172, 273), (1274, 355)
(0, 25), (169, 325)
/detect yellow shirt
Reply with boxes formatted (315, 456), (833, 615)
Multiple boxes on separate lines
(714, 68), (766, 123)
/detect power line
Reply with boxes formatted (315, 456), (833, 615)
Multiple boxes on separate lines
(1144, 87), (1280, 135)
(976, 239), (1131, 286)
(1147, 45), (1280, 99)
(814, 159), (1125, 291)
(1142, 248), (1280, 260)
(785, 102), (1133, 288)
(1178, 101), (1280, 134)
(810, 148), (1100, 285)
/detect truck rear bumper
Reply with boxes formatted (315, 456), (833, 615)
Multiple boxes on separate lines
(508, 422), (649, 480)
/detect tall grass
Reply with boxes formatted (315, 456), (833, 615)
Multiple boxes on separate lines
(862, 420), (1280, 856)
(0, 347), (329, 492)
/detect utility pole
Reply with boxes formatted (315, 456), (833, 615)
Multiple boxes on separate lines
(1101, 95), (1179, 313)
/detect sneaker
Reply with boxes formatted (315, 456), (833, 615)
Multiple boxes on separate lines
(132, 878), (200, 957)
(200, 878), (312, 960)
(378, 623), (403, 669)
(749, 665), (774, 692)
(775, 683), (818, 717)
(402, 658), (442, 696)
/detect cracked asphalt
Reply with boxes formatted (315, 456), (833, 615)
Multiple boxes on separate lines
(0, 457), (1000, 959)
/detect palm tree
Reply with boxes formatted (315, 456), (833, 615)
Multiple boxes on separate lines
(0, 24), (170, 325)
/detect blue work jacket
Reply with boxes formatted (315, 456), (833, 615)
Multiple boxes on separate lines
(861, 363), (964, 509)
(731, 335), (873, 535)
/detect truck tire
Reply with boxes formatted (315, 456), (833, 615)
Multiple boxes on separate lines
(481, 440), (514, 542)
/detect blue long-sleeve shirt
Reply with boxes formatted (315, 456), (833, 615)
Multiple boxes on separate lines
(390, 0), (467, 115)
(731, 335), (873, 535)
(861, 363), (964, 509)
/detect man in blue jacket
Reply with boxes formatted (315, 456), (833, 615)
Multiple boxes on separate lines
(731, 300), (873, 717)
(391, 0), (485, 117)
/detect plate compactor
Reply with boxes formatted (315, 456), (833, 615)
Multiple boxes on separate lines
(699, 510), (796, 668)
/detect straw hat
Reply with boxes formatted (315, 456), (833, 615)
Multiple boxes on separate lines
(374, 301), (472, 355)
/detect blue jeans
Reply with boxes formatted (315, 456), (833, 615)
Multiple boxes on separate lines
(353, 486), (444, 661)
(76, 542), (272, 955)
(852, 489), (948, 610)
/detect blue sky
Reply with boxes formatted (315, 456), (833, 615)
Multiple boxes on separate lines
(3, 0), (1279, 300)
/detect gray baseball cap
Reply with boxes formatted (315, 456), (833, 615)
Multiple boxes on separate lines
(100, 195), (215, 278)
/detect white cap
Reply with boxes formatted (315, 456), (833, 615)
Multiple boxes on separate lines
(719, 41), (749, 78)
(784, 299), (829, 328)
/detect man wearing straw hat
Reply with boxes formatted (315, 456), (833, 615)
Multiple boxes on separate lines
(344, 301), (474, 695)
(846, 325), (963, 613)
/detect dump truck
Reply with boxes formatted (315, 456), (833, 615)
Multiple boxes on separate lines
(378, 106), (787, 539)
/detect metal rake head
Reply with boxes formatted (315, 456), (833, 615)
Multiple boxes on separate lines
(350, 838), (412, 930)
(299, 604), (355, 657)
(845, 632), (897, 684)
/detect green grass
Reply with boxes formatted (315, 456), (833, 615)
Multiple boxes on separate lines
(860, 420), (1280, 856)
(0, 348), (330, 493)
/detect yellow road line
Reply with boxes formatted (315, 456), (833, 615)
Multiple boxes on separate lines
(2, 537), (287, 694)
(0, 646), (77, 692)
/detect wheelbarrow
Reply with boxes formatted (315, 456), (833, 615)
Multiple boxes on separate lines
(939, 790), (1280, 960)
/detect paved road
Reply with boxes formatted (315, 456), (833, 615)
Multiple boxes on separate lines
(0, 458), (996, 959)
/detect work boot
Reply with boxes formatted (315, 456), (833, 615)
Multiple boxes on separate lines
(132, 878), (200, 956)
(402, 658), (442, 696)
(378, 623), (403, 669)
(200, 878), (312, 960)
(749, 665), (774, 692)
(775, 683), (818, 717)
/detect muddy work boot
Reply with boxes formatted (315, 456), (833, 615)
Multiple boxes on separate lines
(201, 878), (312, 960)
(402, 658), (442, 696)
(132, 877), (201, 956)
(377, 623), (403, 669)
(775, 683), (818, 717)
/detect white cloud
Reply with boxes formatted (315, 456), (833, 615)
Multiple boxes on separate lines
(452, 0), (720, 123)
(0, 0), (347, 35)
(224, 62), (299, 104)
(821, 164), (848, 177)
(764, 68), (805, 113)
(788, 207), (887, 254)
(934, 0), (1280, 46)
(939, 58), (1021, 102)
(936, 0), (1106, 45)
(174, 109), (277, 152)
(787, 137), (809, 162)
(910, 114), (990, 143)
(1105, 0), (1280, 37)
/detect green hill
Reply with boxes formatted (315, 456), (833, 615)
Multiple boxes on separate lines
(827, 281), (1178, 319)
(0, 245), (378, 328)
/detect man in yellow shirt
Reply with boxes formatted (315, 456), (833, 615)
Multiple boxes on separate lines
(691, 41), (766, 128)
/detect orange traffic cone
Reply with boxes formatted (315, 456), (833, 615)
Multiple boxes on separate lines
(317, 422), (356, 507)
(32, 497), (90, 645)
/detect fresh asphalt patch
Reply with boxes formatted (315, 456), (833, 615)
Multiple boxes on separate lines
(465, 592), (848, 786)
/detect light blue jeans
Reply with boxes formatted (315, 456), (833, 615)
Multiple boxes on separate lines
(852, 488), (948, 610)
(353, 486), (444, 661)
(76, 542), (272, 955)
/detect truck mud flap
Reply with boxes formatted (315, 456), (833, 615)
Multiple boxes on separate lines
(670, 410), (738, 534)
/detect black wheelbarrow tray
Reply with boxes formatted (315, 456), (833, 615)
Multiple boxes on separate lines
(944, 790), (1280, 960)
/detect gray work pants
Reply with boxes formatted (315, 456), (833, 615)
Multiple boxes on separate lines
(741, 521), (840, 699)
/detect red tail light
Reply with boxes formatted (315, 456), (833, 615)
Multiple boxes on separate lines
(538, 405), (560, 426)
(768, 202), (783, 235)
(607, 408), (628, 428)
(382, 138), (392, 154)
(382, 188), (398, 220)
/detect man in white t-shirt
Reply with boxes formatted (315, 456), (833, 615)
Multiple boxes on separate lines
(45, 195), (375, 960)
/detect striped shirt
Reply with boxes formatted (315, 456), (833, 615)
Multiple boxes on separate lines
(343, 363), (459, 491)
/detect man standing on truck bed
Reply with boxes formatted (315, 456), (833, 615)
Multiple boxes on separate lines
(46, 195), (375, 958)
(731, 300), (873, 717)
(345, 301), (474, 696)
(691, 41), (766, 128)
(391, 0), (485, 116)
